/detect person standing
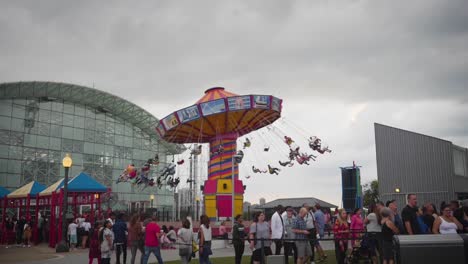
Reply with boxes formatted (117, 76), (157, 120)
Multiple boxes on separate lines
(314, 204), (328, 261)
(218, 221), (228, 248)
(37, 212), (44, 244)
(128, 214), (144, 264)
(76, 214), (85, 247)
(324, 209), (332, 237)
(401, 194), (421, 235)
(82, 217), (91, 249)
(249, 212), (272, 264)
(16, 216), (26, 245)
(232, 215), (245, 264)
(177, 218), (193, 264)
(283, 207), (298, 264)
(113, 213), (128, 264)
(68, 220), (78, 250)
(380, 207), (400, 264)
(350, 208), (364, 247)
(433, 204), (463, 234)
(303, 204), (317, 263)
(199, 215), (213, 264)
(89, 221), (102, 264)
(365, 203), (382, 264)
(100, 220), (114, 264)
(292, 208), (313, 264)
(142, 214), (163, 264)
(386, 200), (405, 234)
(333, 209), (350, 264)
(167, 226), (177, 249)
(23, 221), (32, 248)
(271, 205), (285, 255)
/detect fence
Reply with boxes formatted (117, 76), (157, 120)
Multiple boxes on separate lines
(172, 230), (385, 264)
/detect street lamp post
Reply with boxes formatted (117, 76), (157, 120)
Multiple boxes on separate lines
(56, 153), (72, 253)
(231, 152), (243, 221)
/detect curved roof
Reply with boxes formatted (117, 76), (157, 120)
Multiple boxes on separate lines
(196, 87), (238, 103)
(157, 87), (283, 143)
(0, 81), (183, 153)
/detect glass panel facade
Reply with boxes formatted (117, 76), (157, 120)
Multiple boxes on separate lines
(0, 97), (175, 207)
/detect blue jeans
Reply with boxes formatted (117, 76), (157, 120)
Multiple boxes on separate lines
(142, 246), (163, 264)
(199, 245), (212, 264)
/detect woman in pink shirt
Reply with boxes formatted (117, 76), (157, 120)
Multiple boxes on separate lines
(219, 221), (228, 248)
(350, 208), (364, 247)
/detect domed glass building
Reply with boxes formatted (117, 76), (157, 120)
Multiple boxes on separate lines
(0, 81), (182, 214)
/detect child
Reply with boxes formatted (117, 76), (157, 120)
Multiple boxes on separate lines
(23, 222), (32, 247)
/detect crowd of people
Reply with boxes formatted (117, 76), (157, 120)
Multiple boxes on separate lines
(2, 213), (48, 248)
(2, 195), (468, 264)
(331, 194), (468, 264)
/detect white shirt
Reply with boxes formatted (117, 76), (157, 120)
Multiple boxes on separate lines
(366, 213), (382, 232)
(83, 222), (91, 232)
(305, 211), (316, 229)
(271, 211), (285, 239)
(68, 222), (78, 235)
(200, 224), (212, 241)
(440, 217), (458, 234)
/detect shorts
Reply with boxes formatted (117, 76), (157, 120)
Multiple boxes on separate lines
(70, 234), (77, 244)
(295, 241), (312, 258)
(252, 247), (272, 261)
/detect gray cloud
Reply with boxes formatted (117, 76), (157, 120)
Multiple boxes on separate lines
(1, 0), (468, 205)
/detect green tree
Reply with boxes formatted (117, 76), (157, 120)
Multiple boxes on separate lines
(362, 180), (379, 208)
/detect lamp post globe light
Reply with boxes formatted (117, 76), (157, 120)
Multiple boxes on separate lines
(56, 153), (72, 253)
(150, 194), (155, 208)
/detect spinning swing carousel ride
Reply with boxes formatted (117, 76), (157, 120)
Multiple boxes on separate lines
(115, 87), (331, 220)
(155, 87), (331, 219)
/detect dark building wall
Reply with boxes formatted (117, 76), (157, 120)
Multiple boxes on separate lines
(375, 123), (456, 209)
(452, 146), (468, 196)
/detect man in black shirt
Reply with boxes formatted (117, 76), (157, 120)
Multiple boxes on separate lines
(401, 194), (421, 234)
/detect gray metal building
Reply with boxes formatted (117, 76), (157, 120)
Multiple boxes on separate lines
(375, 123), (468, 210)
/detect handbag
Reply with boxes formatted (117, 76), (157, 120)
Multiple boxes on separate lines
(192, 240), (199, 253)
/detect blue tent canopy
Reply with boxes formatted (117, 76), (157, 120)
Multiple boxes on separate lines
(0, 185), (10, 198)
(30, 181), (47, 195)
(67, 172), (107, 192)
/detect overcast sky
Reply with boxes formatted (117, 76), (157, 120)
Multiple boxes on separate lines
(1, 0), (468, 206)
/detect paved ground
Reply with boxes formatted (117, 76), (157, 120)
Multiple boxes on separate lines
(3, 240), (335, 264)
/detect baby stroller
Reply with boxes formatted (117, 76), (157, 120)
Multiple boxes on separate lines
(347, 234), (372, 264)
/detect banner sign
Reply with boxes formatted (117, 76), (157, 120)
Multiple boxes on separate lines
(227, 96), (251, 110)
(201, 99), (226, 116)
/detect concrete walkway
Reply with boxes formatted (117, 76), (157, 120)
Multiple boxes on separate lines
(3, 240), (335, 264)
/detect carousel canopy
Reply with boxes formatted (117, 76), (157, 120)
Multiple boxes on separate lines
(156, 87), (283, 143)
(7, 181), (46, 199)
(39, 178), (65, 197)
(0, 186), (10, 198)
(67, 172), (107, 192)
